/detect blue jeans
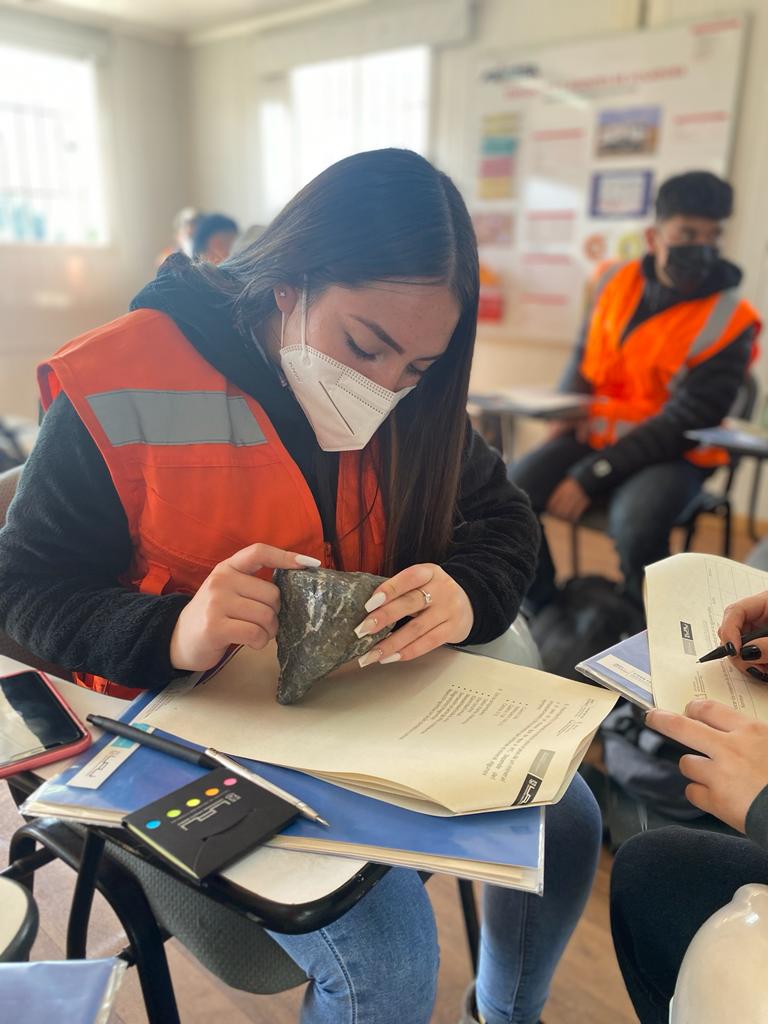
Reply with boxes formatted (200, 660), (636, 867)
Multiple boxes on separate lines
(508, 434), (710, 608)
(266, 773), (601, 1023)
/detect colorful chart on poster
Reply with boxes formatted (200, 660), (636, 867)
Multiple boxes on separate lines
(471, 14), (745, 339)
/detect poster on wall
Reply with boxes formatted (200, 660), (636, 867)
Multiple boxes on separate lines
(595, 107), (661, 157)
(590, 170), (654, 219)
(471, 14), (746, 343)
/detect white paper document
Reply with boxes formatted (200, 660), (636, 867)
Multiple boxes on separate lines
(139, 644), (617, 815)
(645, 553), (768, 718)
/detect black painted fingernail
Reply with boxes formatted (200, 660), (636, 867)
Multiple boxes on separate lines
(741, 645), (763, 661)
(724, 641), (738, 657)
(747, 667), (768, 682)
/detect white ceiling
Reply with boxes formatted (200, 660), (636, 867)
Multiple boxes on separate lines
(4, 0), (357, 39)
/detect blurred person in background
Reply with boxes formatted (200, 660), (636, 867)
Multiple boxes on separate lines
(193, 213), (239, 264)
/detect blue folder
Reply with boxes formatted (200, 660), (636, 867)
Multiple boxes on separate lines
(25, 688), (543, 885)
(576, 630), (653, 708)
(0, 958), (123, 1023)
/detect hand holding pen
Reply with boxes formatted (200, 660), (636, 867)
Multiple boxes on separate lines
(699, 591), (768, 682)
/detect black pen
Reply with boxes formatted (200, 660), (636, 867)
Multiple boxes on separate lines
(87, 714), (329, 826)
(698, 626), (768, 663)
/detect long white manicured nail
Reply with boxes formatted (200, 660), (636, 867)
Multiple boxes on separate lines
(354, 617), (377, 639)
(364, 592), (386, 613)
(358, 649), (383, 668)
(380, 653), (401, 665)
(295, 555), (322, 567)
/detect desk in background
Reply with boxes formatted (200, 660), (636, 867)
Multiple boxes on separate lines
(468, 388), (590, 461)
(685, 419), (768, 542)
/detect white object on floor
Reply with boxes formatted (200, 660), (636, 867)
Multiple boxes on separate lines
(670, 883), (768, 1023)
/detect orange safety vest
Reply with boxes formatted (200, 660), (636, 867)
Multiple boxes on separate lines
(580, 260), (761, 468)
(38, 309), (386, 698)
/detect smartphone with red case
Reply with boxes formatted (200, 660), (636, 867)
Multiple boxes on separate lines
(0, 669), (91, 777)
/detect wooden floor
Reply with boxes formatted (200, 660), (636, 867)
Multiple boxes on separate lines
(0, 516), (758, 1024)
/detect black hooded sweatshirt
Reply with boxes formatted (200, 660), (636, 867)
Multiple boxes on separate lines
(0, 259), (539, 691)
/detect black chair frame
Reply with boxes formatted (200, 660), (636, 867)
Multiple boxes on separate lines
(4, 775), (481, 1021)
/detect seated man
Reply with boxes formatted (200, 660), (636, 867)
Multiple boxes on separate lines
(509, 171), (760, 610)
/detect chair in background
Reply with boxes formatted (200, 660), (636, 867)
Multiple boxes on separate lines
(569, 372), (760, 576)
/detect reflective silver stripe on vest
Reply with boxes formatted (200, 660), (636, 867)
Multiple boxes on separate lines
(591, 260), (627, 309)
(87, 390), (267, 447)
(669, 289), (741, 392)
(686, 288), (740, 362)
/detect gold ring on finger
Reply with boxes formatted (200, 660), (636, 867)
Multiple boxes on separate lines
(418, 588), (432, 609)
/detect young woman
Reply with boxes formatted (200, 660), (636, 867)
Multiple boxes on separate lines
(0, 149), (601, 1024)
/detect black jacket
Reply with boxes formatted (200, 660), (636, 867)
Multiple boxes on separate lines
(561, 255), (757, 496)
(0, 261), (539, 690)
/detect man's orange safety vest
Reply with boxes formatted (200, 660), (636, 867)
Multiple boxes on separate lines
(38, 309), (386, 698)
(580, 260), (761, 468)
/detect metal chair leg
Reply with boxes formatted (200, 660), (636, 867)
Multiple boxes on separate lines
(570, 523), (581, 578)
(9, 821), (181, 1024)
(458, 878), (480, 974)
(682, 516), (697, 553)
(66, 830), (105, 960)
(723, 502), (733, 559)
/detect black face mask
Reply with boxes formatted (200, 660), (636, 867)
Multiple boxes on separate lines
(663, 244), (719, 295)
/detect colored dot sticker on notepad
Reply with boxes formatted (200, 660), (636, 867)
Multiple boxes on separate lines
(205, 788), (219, 796)
(146, 820), (161, 830)
(186, 798), (201, 807)
(223, 777), (238, 786)
(167, 809), (181, 818)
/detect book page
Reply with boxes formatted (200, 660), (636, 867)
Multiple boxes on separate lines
(139, 644), (616, 815)
(646, 553), (768, 717)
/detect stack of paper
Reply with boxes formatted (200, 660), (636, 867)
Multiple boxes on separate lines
(137, 643), (617, 815)
(23, 691), (545, 890)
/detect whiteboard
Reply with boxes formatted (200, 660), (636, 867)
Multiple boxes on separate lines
(471, 14), (746, 343)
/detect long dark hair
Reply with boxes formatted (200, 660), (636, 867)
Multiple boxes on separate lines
(194, 148), (479, 573)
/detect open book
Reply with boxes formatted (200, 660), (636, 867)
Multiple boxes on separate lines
(137, 643), (617, 816)
(577, 553), (768, 718)
(645, 552), (768, 718)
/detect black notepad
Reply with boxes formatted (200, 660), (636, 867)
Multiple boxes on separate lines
(123, 767), (298, 880)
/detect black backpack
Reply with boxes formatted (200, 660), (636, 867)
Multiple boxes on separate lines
(529, 575), (645, 681)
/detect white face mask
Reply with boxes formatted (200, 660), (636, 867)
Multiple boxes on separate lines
(279, 287), (415, 452)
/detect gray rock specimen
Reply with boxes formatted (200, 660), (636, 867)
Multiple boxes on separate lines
(274, 568), (394, 704)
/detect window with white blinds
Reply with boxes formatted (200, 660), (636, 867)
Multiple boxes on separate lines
(0, 44), (107, 246)
(260, 45), (430, 218)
